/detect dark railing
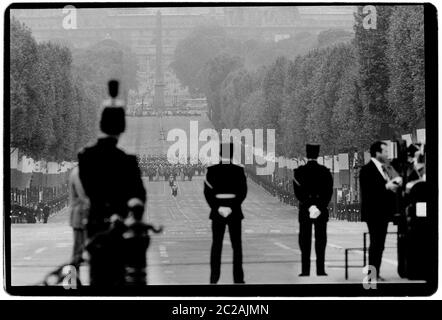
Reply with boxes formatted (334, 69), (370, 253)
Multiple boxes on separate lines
(344, 231), (397, 280)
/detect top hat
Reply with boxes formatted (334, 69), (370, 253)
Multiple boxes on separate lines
(306, 144), (320, 159)
(100, 107), (126, 135)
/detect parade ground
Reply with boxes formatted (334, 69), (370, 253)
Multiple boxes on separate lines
(10, 115), (409, 287)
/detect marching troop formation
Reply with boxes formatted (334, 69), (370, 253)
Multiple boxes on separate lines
(10, 195), (69, 224)
(136, 154), (207, 181)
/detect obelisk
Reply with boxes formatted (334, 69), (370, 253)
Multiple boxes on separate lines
(153, 10), (165, 110)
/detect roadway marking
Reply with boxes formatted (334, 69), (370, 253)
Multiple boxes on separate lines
(273, 241), (302, 254)
(168, 207), (177, 220)
(327, 242), (398, 266)
(159, 245), (169, 258)
(56, 243), (72, 248)
(35, 247), (47, 254)
(23, 257), (32, 260)
(174, 198), (191, 221)
(11, 243), (24, 247)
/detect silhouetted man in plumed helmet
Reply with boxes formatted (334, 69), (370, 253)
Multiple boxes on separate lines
(293, 144), (333, 276)
(78, 80), (146, 287)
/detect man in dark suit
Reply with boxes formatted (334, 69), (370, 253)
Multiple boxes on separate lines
(359, 141), (401, 281)
(78, 105), (146, 287)
(204, 142), (248, 284)
(293, 144), (333, 276)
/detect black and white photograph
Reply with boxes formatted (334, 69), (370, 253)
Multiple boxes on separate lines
(3, 2), (437, 297)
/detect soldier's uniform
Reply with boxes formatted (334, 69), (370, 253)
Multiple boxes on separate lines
(78, 106), (146, 287)
(293, 144), (333, 276)
(204, 143), (248, 284)
(11, 203), (18, 223)
(43, 204), (50, 223)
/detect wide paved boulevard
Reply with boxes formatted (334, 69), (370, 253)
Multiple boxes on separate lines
(10, 115), (405, 286)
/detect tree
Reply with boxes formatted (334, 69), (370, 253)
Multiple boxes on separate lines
(239, 89), (267, 130)
(277, 51), (318, 157)
(332, 46), (370, 151)
(10, 17), (40, 158)
(72, 39), (138, 104)
(220, 68), (254, 128)
(199, 54), (243, 129)
(242, 32), (317, 70)
(170, 25), (232, 95)
(306, 44), (355, 153)
(10, 17), (115, 161)
(387, 6), (425, 132)
(354, 5), (394, 139)
(262, 56), (289, 147)
(316, 29), (354, 48)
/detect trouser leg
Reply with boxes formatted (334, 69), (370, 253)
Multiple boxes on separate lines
(367, 220), (389, 277)
(210, 220), (226, 284)
(314, 220), (327, 274)
(228, 220), (244, 283)
(72, 229), (85, 265)
(298, 219), (312, 274)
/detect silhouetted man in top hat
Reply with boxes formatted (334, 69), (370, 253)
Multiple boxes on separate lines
(78, 84), (146, 287)
(293, 144), (333, 276)
(204, 142), (248, 284)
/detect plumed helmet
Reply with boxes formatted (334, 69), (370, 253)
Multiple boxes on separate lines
(99, 107), (126, 135)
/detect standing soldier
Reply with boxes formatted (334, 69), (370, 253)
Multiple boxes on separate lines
(171, 182), (178, 197)
(78, 80), (146, 287)
(169, 174), (175, 187)
(10, 202), (18, 224)
(204, 142), (248, 284)
(156, 165), (161, 181)
(42, 203), (51, 224)
(164, 166), (169, 181)
(25, 205), (36, 223)
(293, 144), (333, 276)
(188, 165), (194, 181)
(180, 166), (185, 181)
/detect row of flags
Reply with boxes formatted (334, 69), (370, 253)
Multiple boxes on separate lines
(10, 148), (77, 190)
(10, 148), (77, 174)
(253, 129), (426, 173)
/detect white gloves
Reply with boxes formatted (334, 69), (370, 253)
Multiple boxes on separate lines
(218, 206), (232, 218)
(309, 205), (321, 219)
